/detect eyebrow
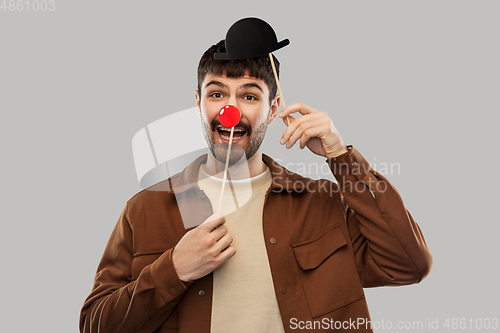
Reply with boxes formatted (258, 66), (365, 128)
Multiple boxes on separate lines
(204, 80), (227, 90)
(204, 80), (264, 93)
(240, 82), (264, 93)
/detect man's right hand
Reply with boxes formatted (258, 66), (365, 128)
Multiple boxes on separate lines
(172, 213), (235, 282)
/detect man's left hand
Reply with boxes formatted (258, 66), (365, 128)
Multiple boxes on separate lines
(278, 102), (348, 158)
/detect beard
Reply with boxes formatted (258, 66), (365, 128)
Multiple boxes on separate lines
(201, 113), (269, 167)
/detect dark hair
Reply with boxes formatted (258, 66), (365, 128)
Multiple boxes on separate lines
(197, 39), (280, 104)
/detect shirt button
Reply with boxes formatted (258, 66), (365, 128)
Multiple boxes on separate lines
(198, 290), (205, 297)
(200, 193), (206, 199)
(280, 287), (287, 294)
(169, 288), (176, 295)
(270, 237), (277, 245)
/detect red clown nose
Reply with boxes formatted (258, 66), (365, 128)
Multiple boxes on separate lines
(218, 105), (241, 128)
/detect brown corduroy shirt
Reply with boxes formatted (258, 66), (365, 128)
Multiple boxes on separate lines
(80, 146), (433, 333)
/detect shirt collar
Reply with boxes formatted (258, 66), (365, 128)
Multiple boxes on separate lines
(163, 154), (307, 194)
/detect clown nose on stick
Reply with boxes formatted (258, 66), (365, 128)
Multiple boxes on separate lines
(217, 105), (241, 214)
(219, 104), (241, 128)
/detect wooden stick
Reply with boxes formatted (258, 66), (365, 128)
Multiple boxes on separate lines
(269, 53), (290, 126)
(217, 127), (234, 214)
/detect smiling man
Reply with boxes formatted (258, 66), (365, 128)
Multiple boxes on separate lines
(80, 39), (433, 333)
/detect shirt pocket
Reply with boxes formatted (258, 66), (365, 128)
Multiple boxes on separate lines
(292, 224), (365, 318)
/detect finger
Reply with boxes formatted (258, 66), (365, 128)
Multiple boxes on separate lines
(299, 126), (323, 149)
(282, 116), (327, 149)
(280, 112), (323, 145)
(201, 213), (226, 231)
(282, 114), (294, 126)
(211, 224), (228, 243)
(214, 234), (234, 254)
(199, 244), (236, 273)
(215, 245), (236, 265)
(278, 102), (318, 119)
(221, 245), (236, 258)
(285, 119), (324, 149)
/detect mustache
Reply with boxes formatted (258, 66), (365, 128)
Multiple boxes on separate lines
(210, 116), (252, 136)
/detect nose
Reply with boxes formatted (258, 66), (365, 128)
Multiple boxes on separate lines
(227, 95), (239, 110)
(219, 105), (241, 128)
(221, 97), (243, 123)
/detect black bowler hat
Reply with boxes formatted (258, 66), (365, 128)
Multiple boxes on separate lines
(214, 17), (290, 60)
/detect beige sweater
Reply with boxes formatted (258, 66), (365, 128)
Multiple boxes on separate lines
(197, 165), (285, 333)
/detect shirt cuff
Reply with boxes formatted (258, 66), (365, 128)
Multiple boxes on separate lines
(149, 247), (191, 303)
(326, 145), (374, 188)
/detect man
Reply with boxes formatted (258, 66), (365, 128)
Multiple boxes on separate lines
(80, 40), (432, 332)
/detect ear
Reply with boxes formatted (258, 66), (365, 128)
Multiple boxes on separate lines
(267, 94), (281, 125)
(195, 89), (201, 117)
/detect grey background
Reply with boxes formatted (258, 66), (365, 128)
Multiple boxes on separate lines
(1, 0), (498, 332)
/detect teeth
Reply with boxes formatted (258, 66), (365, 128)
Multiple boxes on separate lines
(220, 132), (243, 140)
(218, 126), (245, 132)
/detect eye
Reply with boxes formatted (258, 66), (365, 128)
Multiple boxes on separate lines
(244, 95), (257, 101)
(210, 92), (223, 98)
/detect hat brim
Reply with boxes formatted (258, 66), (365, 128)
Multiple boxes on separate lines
(214, 39), (290, 60)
